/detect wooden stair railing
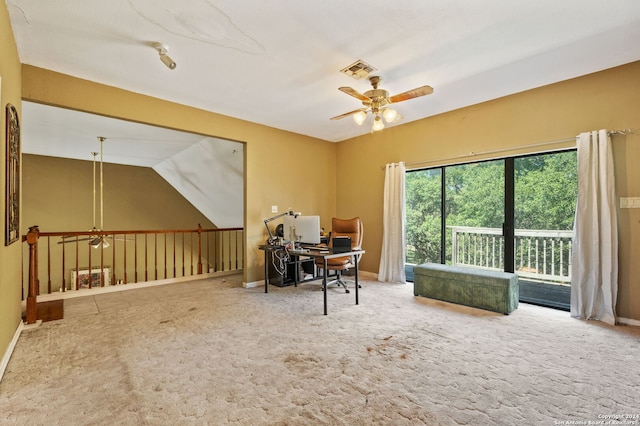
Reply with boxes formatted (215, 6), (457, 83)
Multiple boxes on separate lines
(22, 224), (244, 324)
(24, 225), (40, 324)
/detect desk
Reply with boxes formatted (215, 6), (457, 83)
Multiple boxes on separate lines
(258, 245), (365, 315)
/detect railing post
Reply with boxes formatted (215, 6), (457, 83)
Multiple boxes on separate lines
(451, 227), (459, 265)
(197, 223), (203, 274)
(25, 225), (40, 324)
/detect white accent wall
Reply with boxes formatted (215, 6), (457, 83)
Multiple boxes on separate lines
(153, 137), (244, 229)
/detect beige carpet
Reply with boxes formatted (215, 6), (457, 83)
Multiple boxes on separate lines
(1, 274), (639, 425)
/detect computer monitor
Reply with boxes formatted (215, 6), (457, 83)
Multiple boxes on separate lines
(283, 215), (321, 245)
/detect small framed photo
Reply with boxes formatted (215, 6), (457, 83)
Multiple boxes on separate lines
(70, 267), (111, 290)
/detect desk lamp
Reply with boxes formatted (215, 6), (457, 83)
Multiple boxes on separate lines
(264, 211), (297, 245)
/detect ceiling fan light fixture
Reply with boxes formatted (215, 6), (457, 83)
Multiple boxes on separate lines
(372, 115), (385, 132)
(353, 110), (367, 125)
(382, 107), (398, 123)
(90, 236), (109, 249)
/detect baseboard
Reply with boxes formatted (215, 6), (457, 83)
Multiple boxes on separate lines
(245, 269), (378, 289)
(35, 270), (241, 303)
(0, 320), (24, 383)
(617, 317), (640, 327)
(359, 270), (378, 280)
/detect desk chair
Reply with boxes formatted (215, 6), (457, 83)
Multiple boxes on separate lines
(316, 217), (363, 293)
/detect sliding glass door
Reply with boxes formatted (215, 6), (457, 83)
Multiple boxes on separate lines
(405, 169), (442, 281)
(446, 160), (505, 270)
(513, 152), (577, 309)
(405, 150), (577, 310)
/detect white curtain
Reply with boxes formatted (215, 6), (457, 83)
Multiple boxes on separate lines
(571, 130), (618, 325)
(378, 162), (406, 283)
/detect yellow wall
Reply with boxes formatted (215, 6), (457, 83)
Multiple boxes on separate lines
(336, 61), (640, 321)
(20, 65), (338, 288)
(23, 155), (217, 231)
(0, 1), (23, 368)
(22, 155), (221, 293)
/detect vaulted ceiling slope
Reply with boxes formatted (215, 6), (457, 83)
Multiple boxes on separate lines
(8, 0), (640, 146)
(21, 102), (245, 229)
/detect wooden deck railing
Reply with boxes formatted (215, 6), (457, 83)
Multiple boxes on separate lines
(450, 225), (572, 283)
(22, 224), (244, 323)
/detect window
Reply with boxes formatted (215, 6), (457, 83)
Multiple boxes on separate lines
(405, 169), (442, 281)
(405, 150), (577, 309)
(446, 160), (504, 268)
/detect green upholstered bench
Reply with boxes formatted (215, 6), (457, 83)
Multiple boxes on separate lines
(413, 263), (519, 314)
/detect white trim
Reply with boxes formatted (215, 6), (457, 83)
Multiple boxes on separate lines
(244, 270), (377, 289)
(0, 320), (24, 383)
(617, 317), (640, 327)
(244, 280), (262, 288)
(34, 270), (240, 303)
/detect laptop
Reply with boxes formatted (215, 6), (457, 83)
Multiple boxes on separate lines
(332, 236), (352, 253)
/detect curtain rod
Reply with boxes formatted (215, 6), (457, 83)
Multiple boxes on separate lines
(608, 128), (639, 136)
(385, 127), (638, 170)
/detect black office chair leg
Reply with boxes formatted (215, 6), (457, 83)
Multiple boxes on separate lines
(339, 268), (362, 291)
(336, 271), (350, 293)
(338, 277), (349, 293)
(323, 271), (351, 293)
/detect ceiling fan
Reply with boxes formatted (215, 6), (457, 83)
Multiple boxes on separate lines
(330, 76), (433, 131)
(59, 137), (127, 248)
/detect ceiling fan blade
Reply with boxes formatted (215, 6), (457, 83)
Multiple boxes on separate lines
(338, 87), (371, 102)
(330, 108), (367, 120)
(57, 237), (91, 244)
(389, 85), (434, 103)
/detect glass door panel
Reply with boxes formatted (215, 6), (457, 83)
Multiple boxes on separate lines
(445, 160), (505, 269)
(405, 169), (442, 280)
(514, 151), (577, 309)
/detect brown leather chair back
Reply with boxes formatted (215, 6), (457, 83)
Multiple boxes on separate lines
(316, 217), (363, 270)
(330, 217), (363, 250)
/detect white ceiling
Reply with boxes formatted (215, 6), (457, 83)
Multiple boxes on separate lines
(21, 101), (223, 167)
(7, 0), (640, 165)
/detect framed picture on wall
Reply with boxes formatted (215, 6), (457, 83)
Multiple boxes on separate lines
(5, 102), (20, 246)
(70, 267), (111, 290)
